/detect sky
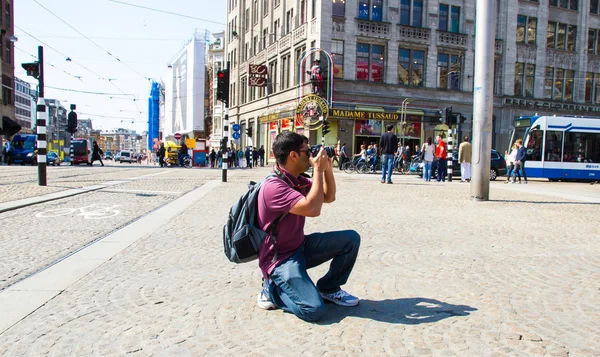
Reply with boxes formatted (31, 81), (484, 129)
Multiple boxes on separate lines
(15, 0), (226, 133)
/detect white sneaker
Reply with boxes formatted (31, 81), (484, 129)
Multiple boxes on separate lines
(257, 280), (277, 310)
(320, 289), (360, 307)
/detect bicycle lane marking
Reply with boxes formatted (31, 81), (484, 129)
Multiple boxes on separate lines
(0, 178), (222, 334)
(35, 205), (122, 220)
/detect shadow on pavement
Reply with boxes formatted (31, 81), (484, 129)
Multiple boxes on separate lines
(490, 199), (600, 205)
(318, 297), (477, 325)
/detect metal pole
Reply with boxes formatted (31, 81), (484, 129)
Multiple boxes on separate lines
(36, 46), (47, 186)
(447, 125), (453, 182)
(471, 0), (495, 200)
(222, 107), (229, 182)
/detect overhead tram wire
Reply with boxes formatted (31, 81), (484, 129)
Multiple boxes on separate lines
(33, 0), (150, 81)
(15, 25), (105, 79)
(16, 46), (83, 80)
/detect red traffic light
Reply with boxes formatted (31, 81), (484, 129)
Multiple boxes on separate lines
(217, 72), (225, 79)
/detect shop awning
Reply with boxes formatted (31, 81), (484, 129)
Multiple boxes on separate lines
(1, 116), (21, 137)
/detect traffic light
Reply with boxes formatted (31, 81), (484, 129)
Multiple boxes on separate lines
(221, 137), (227, 151)
(445, 106), (453, 125)
(67, 111), (78, 134)
(22, 62), (40, 79)
(322, 118), (331, 136)
(246, 127), (252, 138)
(216, 69), (230, 106)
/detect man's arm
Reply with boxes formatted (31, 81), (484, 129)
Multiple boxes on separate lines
(289, 147), (329, 217)
(323, 159), (336, 203)
(288, 171), (324, 217)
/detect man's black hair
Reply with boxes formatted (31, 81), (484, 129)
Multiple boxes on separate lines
(273, 131), (308, 165)
(386, 124), (394, 131)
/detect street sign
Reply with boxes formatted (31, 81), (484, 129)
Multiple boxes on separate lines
(232, 131), (240, 140)
(232, 124), (240, 132)
(174, 133), (182, 140)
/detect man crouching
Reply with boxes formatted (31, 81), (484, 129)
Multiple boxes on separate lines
(256, 131), (361, 322)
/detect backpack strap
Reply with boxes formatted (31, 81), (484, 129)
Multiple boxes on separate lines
(268, 212), (286, 263)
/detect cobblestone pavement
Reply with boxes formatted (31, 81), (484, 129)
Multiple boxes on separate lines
(0, 167), (222, 290)
(0, 167), (598, 356)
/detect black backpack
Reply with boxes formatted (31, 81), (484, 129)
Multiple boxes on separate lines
(223, 173), (287, 263)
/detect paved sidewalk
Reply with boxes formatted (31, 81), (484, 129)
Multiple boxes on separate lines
(0, 169), (598, 356)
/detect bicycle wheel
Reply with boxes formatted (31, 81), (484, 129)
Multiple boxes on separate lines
(342, 161), (355, 173)
(356, 162), (368, 174)
(83, 207), (121, 220)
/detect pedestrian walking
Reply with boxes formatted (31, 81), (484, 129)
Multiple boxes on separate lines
(458, 136), (472, 182)
(158, 143), (166, 167)
(512, 139), (528, 184)
(339, 143), (349, 170)
(89, 141), (104, 167)
(504, 144), (518, 183)
(422, 137), (435, 182)
(2, 140), (10, 164)
(178, 142), (188, 167)
(256, 131), (360, 322)
(245, 146), (252, 168)
(379, 124), (398, 184)
(258, 145), (265, 166)
(435, 135), (447, 182)
(209, 149), (216, 168)
(253, 147), (259, 167)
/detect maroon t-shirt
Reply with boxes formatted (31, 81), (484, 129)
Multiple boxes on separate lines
(257, 167), (311, 278)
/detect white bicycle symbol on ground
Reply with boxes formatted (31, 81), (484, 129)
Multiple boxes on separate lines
(36, 204), (121, 220)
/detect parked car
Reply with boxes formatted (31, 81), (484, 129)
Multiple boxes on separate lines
(7, 134), (37, 165)
(104, 151), (113, 160)
(413, 149), (507, 181)
(46, 151), (61, 166)
(116, 151), (136, 163)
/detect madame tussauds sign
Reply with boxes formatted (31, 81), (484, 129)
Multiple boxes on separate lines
(329, 109), (400, 120)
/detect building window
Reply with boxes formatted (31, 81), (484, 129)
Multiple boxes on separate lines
(593, 0), (599, 14)
(517, 15), (537, 45)
(262, 28), (268, 50)
(245, 8), (250, 33)
(240, 77), (247, 104)
(274, 0), (281, 8)
(253, 0), (259, 24)
(294, 45), (306, 85)
(584, 73), (600, 103)
(253, 35), (258, 55)
(400, 0), (423, 27)
(285, 9), (293, 34)
(545, 67), (574, 101)
(3, 87), (12, 106)
(547, 22), (577, 51)
(439, 4), (460, 33)
(332, 39), (344, 79)
(398, 48), (424, 86)
(358, 0), (383, 21)
(437, 53), (461, 90)
(332, 0), (345, 17)
(514, 63), (535, 97)
(356, 43), (385, 82)
(589, 29), (599, 54)
(263, 0), (268, 17)
(549, 0), (578, 10)
(268, 60), (278, 94)
(281, 53), (290, 90)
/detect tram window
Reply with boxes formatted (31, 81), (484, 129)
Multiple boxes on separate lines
(544, 131), (563, 162)
(563, 132), (600, 163)
(526, 130), (543, 161)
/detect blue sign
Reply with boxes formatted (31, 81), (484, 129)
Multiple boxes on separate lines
(232, 124), (240, 132)
(232, 131), (241, 140)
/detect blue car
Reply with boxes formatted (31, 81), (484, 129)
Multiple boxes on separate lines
(7, 134), (37, 165)
(46, 151), (61, 166)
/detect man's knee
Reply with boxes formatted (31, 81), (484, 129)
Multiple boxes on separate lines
(297, 301), (326, 322)
(342, 230), (361, 250)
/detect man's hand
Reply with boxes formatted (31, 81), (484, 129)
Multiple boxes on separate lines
(309, 147), (329, 173)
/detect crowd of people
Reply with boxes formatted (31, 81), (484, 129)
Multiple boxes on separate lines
(207, 145), (266, 169)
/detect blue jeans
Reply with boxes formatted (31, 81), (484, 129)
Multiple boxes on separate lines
(381, 154), (394, 182)
(268, 230), (361, 322)
(423, 160), (433, 181)
(437, 159), (447, 182)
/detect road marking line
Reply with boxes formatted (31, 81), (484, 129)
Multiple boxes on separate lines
(0, 179), (221, 334)
(126, 171), (171, 180)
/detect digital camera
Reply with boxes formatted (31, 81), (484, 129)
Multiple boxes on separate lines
(310, 144), (335, 158)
